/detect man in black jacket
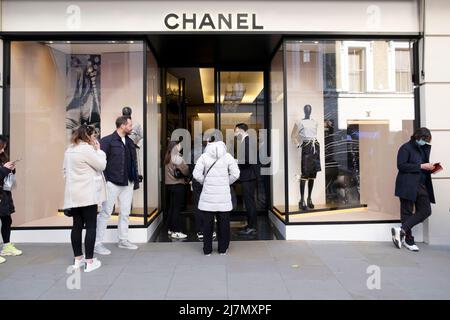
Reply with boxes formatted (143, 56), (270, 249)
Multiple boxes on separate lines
(235, 123), (258, 235)
(392, 127), (436, 252)
(95, 116), (140, 255)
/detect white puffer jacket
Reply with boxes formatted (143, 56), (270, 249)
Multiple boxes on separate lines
(193, 141), (240, 212)
(63, 142), (107, 210)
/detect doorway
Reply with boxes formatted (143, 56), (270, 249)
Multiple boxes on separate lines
(158, 67), (278, 242)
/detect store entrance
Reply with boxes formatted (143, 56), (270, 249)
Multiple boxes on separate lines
(157, 67), (278, 242)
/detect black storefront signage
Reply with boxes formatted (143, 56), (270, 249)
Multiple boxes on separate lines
(164, 13), (264, 30)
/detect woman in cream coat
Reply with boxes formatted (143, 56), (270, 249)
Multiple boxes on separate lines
(64, 125), (107, 273)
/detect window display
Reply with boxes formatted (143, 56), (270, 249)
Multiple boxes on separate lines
(291, 104), (321, 210)
(8, 40), (159, 228)
(273, 40), (415, 223)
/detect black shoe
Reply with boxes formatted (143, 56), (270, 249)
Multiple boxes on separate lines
(299, 199), (307, 210)
(238, 227), (257, 235)
(307, 198), (314, 209)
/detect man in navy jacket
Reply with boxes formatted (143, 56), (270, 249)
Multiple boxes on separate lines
(392, 127), (436, 252)
(95, 116), (140, 255)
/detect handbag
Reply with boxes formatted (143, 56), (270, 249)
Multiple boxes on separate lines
(174, 167), (186, 179)
(3, 173), (16, 192)
(230, 184), (238, 210)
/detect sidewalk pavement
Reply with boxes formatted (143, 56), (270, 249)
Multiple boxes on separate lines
(0, 240), (449, 300)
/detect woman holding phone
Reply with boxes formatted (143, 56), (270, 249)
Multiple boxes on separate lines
(64, 124), (107, 272)
(0, 135), (22, 264)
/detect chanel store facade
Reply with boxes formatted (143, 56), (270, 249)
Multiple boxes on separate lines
(1, 0), (450, 245)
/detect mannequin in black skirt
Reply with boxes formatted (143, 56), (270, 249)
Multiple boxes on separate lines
(291, 105), (322, 211)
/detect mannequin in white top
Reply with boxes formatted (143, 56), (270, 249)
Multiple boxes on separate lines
(122, 107), (143, 182)
(291, 104), (321, 211)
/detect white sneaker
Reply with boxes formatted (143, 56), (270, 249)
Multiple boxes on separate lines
(84, 258), (102, 273)
(170, 232), (187, 239)
(402, 239), (419, 252)
(0, 256), (5, 264)
(118, 240), (139, 250)
(94, 243), (111, 255)
(168, 230), (173, 236)
(391, 227), (402, 249)
(72, 257), (86, 269)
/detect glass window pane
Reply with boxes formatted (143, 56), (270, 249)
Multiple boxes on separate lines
(270, 47), (286, 217)
(281, 40), (414, 223)
(10, 41), (145, 227)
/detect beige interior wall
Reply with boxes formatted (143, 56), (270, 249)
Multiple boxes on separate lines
(359, 121), (413, 216)
(101, 51), (144, 210)
(10, 42), (66, 226)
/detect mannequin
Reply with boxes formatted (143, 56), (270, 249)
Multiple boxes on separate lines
(122, 106), (143, 146)
(122, 106), (144, 182)
(291, 104), (322, 210)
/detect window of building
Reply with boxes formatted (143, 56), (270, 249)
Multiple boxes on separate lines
(348, 48), (366, 92)
(395, 48), (412, 93)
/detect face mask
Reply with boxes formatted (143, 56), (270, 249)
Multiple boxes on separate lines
(416, 139), (427, 146)
(234, 130), (242, 138)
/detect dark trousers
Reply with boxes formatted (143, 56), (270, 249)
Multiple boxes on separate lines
(192, 181), (203, 234)
(71, 205), (97, 259)
(166, 184), (185, 233)
(202, 211), (230, 255)
(0, 215), (12, 244)
(241, 180), (257, 229)
(400, 184), (432, 239)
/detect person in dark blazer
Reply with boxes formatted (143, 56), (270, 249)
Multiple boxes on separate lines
(235, 123), (258, 235)
(392, 127), (436, 252)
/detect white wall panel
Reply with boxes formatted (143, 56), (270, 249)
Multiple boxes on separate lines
(2, 0), (419, 33)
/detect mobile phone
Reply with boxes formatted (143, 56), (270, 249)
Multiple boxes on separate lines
(12, 158), (21, 164)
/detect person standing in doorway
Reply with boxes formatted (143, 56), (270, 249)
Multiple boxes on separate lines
(63, 125), (106, 272)
(392, 127), (437, 252)
(193, 136), (240, 255)
(235, 123), (258, 235)
(165, 140), (190, 239)
(94, 116), (140, 255)
(0, 135), (22, 264)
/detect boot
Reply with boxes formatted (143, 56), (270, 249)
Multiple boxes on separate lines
(299, 199), (307, 210)
(307, 198), (315, 209)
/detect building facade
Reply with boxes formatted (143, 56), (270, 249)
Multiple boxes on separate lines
(0, 0), (449, 245)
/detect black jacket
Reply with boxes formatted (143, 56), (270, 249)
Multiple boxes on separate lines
(237, 135), (257, 182)
(101, 131), (140, 190)
(0, 166), (15, 216)
(395, 139), (435, 203)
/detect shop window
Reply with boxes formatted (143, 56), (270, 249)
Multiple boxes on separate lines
(272, 40), (415, 223)
(9, 40), (158, 228)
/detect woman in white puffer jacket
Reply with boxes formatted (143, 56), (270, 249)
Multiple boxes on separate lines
(193, 138), (240, 255)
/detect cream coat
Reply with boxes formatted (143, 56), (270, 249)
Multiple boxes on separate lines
(63, 142), (107, 209)
(193, 141), (240, 212)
